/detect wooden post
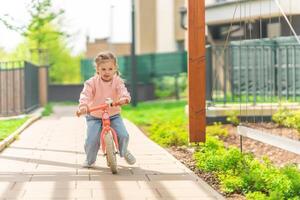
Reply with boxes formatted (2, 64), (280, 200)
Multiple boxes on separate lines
(38, 66), (48, 106)
(188, 0), (206, 142)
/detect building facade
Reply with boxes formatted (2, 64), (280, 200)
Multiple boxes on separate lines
(84, 0), (186, 57)
(205, 0), (300, 44)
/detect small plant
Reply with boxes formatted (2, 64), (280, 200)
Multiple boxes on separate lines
(42, 103), (53, 116)
(246, 191), (268, 200)
(272, 108), (300, 133)
(218, 173), (244, 194)
(194, 134), (300, 198)
(206, 122), (228, 137)
(226, 110), (240, 126)
(272, 107), (292, 126)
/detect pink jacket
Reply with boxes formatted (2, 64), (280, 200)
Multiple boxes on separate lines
(79, 74), (131, 118)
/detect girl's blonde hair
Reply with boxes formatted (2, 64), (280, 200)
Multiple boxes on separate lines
(94, 51), (120, 75)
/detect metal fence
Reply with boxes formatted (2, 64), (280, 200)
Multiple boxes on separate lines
(80, 37), (300, 103)
(80, 51), (188, 83)
(0, 61), (40, 116)
(209, 37), (300, 105)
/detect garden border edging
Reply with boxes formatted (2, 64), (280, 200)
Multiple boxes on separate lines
(0, 108), (44, 152)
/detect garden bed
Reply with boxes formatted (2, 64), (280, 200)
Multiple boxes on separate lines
(223, 123), (300, 167)
(167, 146), (246, 200)
(166, 123), (300, 200)
(123, 101), (300, 200)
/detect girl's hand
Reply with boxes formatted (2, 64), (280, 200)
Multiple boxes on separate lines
(76, 104), (88, 117)
(112, 98), (129, 107)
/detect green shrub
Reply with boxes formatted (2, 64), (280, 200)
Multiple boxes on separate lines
(272, 108), (291, 126)
(272, 108), (300, 133)
(221, 147), (244, 172)
(218, 173), (244, 193)
(272, 108), (300, 132)
(149, 119), (188, 147)
(42, 103), (53, 116)
(153, 75), (187, 99)
(122, 100), (300, 199)
(123, 100), (188, 147)
(281, 165), (300, 198)
(194, 137), (226, 172)
(246, 191), (268, 200)
(206, 122), (228, 137)
(226, 110), (240, 126)
(241, 156), (267, 192)
(264, 168), (292, 199)
(194, 134), (300, 199)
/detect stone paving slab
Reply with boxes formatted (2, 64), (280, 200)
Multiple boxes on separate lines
(0, 105), (225, 200)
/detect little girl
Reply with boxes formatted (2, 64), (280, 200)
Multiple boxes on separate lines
(78, 51), (136, 168)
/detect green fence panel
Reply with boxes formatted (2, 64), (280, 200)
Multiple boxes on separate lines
(227, 36), (300, 103)
(117, 56), (130, 82)
(80, 51), (188, 84)
(80, 59), (95, 81)
(152, 52), (184, 76)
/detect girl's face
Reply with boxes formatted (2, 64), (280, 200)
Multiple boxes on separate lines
(96, 61), (117, 82)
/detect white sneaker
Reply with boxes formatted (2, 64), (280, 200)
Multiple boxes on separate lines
(124, 151), (136, 165)
(82, 160), (95, 168)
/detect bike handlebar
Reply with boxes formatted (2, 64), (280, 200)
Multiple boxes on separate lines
(76, 101), (122, 117)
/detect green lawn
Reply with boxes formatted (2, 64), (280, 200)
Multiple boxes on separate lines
(122, 100), (189, 146)
(0, 117), (29, 141)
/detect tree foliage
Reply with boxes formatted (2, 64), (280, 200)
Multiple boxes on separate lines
(1, 0), (82, 83)
(23, 0), (64, 50)
(23, 0), (81, 83)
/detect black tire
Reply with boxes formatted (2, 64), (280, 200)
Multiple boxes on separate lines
(104, 131), (118, 174)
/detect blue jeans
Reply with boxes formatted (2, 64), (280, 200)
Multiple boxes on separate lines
(84, 114), (129, 165)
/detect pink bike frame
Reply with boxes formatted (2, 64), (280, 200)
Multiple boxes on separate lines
(77, 103), (120, 154)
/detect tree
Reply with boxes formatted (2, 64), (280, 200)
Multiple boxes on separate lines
(23, 0), (64, 51)
(0, 14), (25, 33)
(1, 0), (82, 83)
(23, 0), (81, 83)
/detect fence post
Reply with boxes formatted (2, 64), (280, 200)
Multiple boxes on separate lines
(39, 66), (48, 106)
(206, 45), (212, 102)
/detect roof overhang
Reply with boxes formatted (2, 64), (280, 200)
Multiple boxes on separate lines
(205, 0), (300, 25)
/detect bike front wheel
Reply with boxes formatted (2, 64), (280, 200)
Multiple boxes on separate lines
(104, 131), (118, 174)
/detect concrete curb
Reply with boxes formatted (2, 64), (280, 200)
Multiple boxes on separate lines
(0, 108), (44, 152)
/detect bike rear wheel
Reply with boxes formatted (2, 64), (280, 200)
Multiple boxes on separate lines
(104, 131), (118, 174)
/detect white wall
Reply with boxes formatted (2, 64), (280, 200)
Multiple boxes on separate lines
(206, 0), (300, 25)
(205, 0), (216, 6)
(156, 0), (177, 53)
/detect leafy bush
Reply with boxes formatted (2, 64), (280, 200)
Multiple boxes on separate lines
(272, 108), (300, 132)
(123, 100), (188, 147)
(226, 110), (240, 126)
(123, 100), (300, 199)
(149, 118), (188, 147)
(281, 165), (300, 198)
(194, 137), (226, 172)
(218, 173), (244, 193)
(272, 108), (292, 126)
(206, 122), (228, 137)
(42, 103), (53, 116)
(153, 75), (187, 99)
(246, 191), (268, 200)
(194, 135), (300, 199)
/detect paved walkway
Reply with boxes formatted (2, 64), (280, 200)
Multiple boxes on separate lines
(0, 105), (224, 200)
